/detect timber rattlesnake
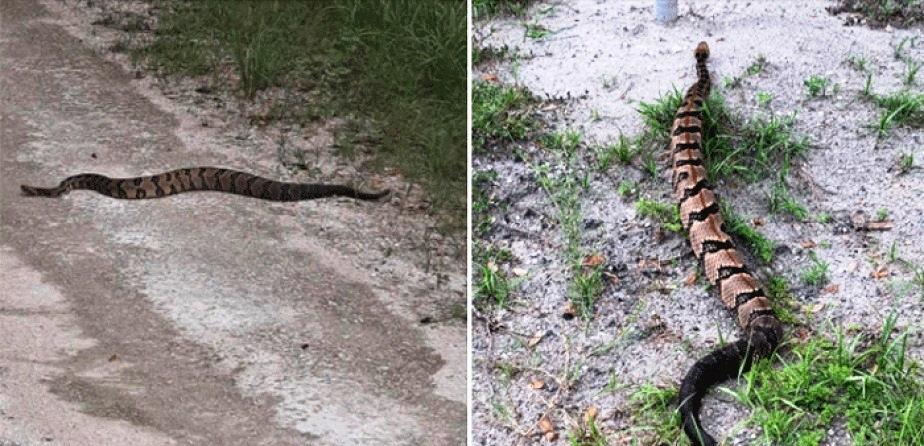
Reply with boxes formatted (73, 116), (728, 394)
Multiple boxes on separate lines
(670, 42), (784, 446)
(21, 167), (389, 201)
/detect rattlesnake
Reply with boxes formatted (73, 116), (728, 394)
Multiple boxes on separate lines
(670, 42), (784, 446)
(21, 167), (389, 201)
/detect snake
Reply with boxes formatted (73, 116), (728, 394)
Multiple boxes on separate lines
(20, 167), (389, 201)
(669, 42), (784, 446)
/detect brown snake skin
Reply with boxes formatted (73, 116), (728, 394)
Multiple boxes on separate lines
(672, 43), (783, 446)
(21, 167), (389, 201)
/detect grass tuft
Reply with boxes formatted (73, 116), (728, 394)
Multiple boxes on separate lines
(473, 82), (537, 146)
(804, 75), (831, 97)
(635, 198), (682, 233)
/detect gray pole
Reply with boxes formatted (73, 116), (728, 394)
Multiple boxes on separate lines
(654, 0), (678, 23)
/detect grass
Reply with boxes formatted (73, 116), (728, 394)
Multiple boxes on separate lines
(635, 198), (682, 233)
(542, 129), (583, 157)
(801, 251), (830, 286)
(617, 180), (637, 198)
(629, 384), (685, 443)
(524, 22), (550, 39)
(473, 82), (537, 146)
(756, 91), (773, 108)
(634, 316), (924, 445)
(722, 203), (776, 263)
(847, 54), (869, 72)
(594, 135), (635, 171)
(899, 152), (915, 174)
(132, 0), (466, 227)
(804, 75), (831, 97)
(533, 158), (603, 319)
(728, 316), (924, 445)
(872, 90), (924, 137)
(876, 208), (890, 221)
(904, 58), (921, 86)
(764, 276), (799, 324)
(473, 0), (532, 18)
(637, 88), (807, 184)
(476, 260), (515, 308)
(724, 54), (767, 88)
(768, 182), (809, 221)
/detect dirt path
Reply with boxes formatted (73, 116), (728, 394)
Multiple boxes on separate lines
(474, 1), (923, 445)
(0, 1), (464, 445)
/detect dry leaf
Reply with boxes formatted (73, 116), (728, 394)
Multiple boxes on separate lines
(481, 73), (498, 82)
(538, 414), (557, 440)
(487, 261), (498, 273)
(603, 271), (620, 285)
(751, 217), (765, 226)
(811, 301), (826, 313)
(822, 283), (839, 294)
(583, 406), (599, 425)
(872, 265), (889, 279)
(108, 354), (119, 362)
(684, 271), (698, 286)
(583, 254), (605, 267)
(793, 327), (813, 343)
(561, 301), (576, 319)
(866, 221), (892, 231)
(512, 267), (528, 277)
(527, 330), (546, 348)
(529, 379), (545, 390)
(800, 240), (817, 249)
(637, 258), (662, 272)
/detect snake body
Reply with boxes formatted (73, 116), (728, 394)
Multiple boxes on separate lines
(671, 42), (783, 446)
(21, 167), (389, 201)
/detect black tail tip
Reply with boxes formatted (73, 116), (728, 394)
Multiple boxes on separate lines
(695, 41), (710, 60)
(20, 185), (40, 196)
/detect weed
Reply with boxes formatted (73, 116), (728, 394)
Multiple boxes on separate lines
(873, 90), (924, 137)
(617, 180), (636, 198)
(729, 317), (924, 445)
(595, 134), (635, 170)
(524, 22), (549, 39)
(804, 75), (830, 97)
(847, 54), (869, 72)
(905, 58), (921, 86)
(629, 384), (682, 442)
(722, 203), (775, 263)
(473, 82), (536, 145)
(724, 54), (767, 88)
(756, 90), (773, 107)
(899, 152), (915, 174)
(768, 183), (809, 221)
(894, 36), (917, 61)
(475, 260), (515, 308)
(876, 208), (889, 221)
(815, 212), (832, 224)
(532, 156), (602, 319)
(543, 129), (582, 158)
(473, 0), (532, 18)
(764, 276), (798, 324)
(636, 199), (682, 233)
(801, 251), (830, 286)
(862, 73), (874, 97)
(473, 44), (512, 64)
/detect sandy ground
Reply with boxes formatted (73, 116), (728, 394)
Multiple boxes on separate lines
(0, 1), (465, 445)
(473, 1), (923, 445)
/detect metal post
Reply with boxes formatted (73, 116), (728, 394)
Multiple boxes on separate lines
(654, 0), (678, 23)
